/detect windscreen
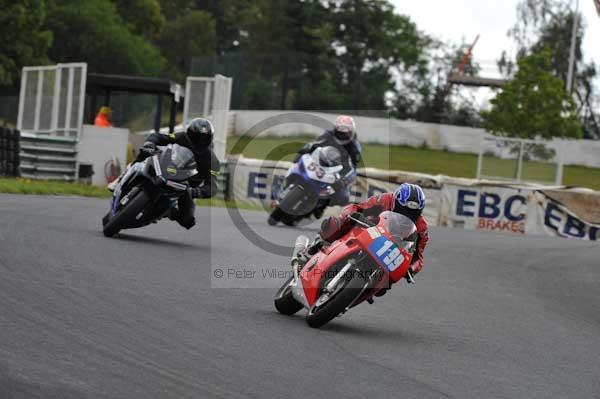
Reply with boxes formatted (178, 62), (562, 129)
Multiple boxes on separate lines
(379, 211), (417, 245)
(310, 147), (343, 174)
(159, 144), (198, 181)
(170, 144), (195, 169)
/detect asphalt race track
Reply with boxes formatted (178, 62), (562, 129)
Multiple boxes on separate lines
(1, 194), (599, 399)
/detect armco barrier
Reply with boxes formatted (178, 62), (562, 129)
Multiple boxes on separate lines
(225, 155), (600, 242)
(0, 126), (20, 177)
(18, 132), (78, 181)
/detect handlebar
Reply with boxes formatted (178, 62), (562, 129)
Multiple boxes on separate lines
(347, 212), (376, 228)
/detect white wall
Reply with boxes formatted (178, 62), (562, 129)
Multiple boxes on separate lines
(230, 110), (600, 169)
(79, 125), (129, 185)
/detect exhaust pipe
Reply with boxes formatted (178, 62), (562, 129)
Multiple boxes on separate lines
(292, 235), (310, 259)
(291, 235), (310, 280)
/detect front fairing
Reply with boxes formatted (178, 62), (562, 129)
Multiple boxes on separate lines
(111, 161), (147, 214)
(159, 144), (198, 181)
(297, 234), (363, 307)
(358, 212), (416, 282)
(285, 154), (341, 199)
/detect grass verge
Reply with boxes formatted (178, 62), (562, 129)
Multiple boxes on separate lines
(0, 178), (262, 210)
(195, 197), (262, 211)
(0, 178), (111, 197)
(227, 135), (600, 190)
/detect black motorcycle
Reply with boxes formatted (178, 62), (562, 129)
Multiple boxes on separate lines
(102, 144), (198, 237)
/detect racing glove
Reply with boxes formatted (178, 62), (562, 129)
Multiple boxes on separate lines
(319, 216), (343, 242)
(136, 142), (157, 161)
(190, 186), (208, 199)
(190, 181), (215, 199)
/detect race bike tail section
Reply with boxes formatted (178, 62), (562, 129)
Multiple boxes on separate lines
(102, 144), (198, 237)
(274, 211), (417, 328)
(268, 146), (347, 227)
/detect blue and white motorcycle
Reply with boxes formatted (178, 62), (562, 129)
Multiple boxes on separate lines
(268, 146), (348, 226)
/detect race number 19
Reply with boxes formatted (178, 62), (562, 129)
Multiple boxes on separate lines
(375, 239), (404, 271)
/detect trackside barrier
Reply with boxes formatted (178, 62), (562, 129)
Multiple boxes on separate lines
(16, 63), (87, 181)
(0, 127), (20, 177)
(18, 132), (78, 181)
(225, 155), (600, 242)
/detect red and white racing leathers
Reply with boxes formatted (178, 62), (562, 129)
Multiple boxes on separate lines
(320, 192), (429, 282)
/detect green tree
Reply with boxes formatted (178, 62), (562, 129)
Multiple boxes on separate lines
(331, 0), (430, 110)
(112, 0), (165, 40)
(0, 0), (52, 86)
(158, 0), (193, 20)
(157, 10), (216, 80)
(195, 0), (253, 54)
(45, 0), (166, 76)
(506, 0), (598, 138)
(395, 41), (483, 127)
(484, 50), (582, 140)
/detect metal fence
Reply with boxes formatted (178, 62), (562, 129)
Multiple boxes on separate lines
(16, 63), (87, 180)
(476, 136), (564, 185)
(0, 126), (20, 177)
(183, 75), (232, 162)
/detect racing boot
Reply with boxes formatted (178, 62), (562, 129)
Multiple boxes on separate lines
(107, 179), (119, 192)
(107, 163), (133, 192)
(312, 205), (325, 220)
(291, 235), (310, 270)
(306, 235), (325, 256)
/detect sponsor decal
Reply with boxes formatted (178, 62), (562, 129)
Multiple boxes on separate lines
(540, 195), (599, 241)
(369, 236), (404, 272)
(456, 189), (526, 234)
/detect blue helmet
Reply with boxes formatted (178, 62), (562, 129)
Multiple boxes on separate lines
(392, 183), (426, 221)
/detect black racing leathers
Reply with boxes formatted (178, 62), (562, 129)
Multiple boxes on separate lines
(138, 131), (220, 229)
(296, 130), (361, 180)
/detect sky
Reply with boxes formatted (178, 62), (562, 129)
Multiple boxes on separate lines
(390, 0), (600, 107)
(390, 0), (599, 68)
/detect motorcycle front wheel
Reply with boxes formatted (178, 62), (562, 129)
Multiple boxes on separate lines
(103, 189), (150, 237)
(305, 270), (366, 328)
(270, 184), (317, 227)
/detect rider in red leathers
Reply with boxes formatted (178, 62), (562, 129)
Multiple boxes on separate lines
(306, 183), (429, 285)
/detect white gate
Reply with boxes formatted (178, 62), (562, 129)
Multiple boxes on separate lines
(16, 63), (87, 180)
(183, 74), (232, 161)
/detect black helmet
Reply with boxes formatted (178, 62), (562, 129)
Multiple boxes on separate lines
(392, 183), (426, 222)
(186, 118), (214, 147)
(317, 146), (342, 167)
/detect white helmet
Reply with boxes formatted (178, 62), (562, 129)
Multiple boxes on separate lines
(332, 115), (356, 145)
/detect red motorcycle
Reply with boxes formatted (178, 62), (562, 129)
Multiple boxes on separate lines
(274, 211), (417, 328)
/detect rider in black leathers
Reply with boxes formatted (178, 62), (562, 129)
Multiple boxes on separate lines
(295, 115), (361, 211)
(135, 118), (220, 229)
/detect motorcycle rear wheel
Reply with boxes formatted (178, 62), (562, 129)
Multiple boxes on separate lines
(274, 277), (303, 315)
(103, 190), (150, 237)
